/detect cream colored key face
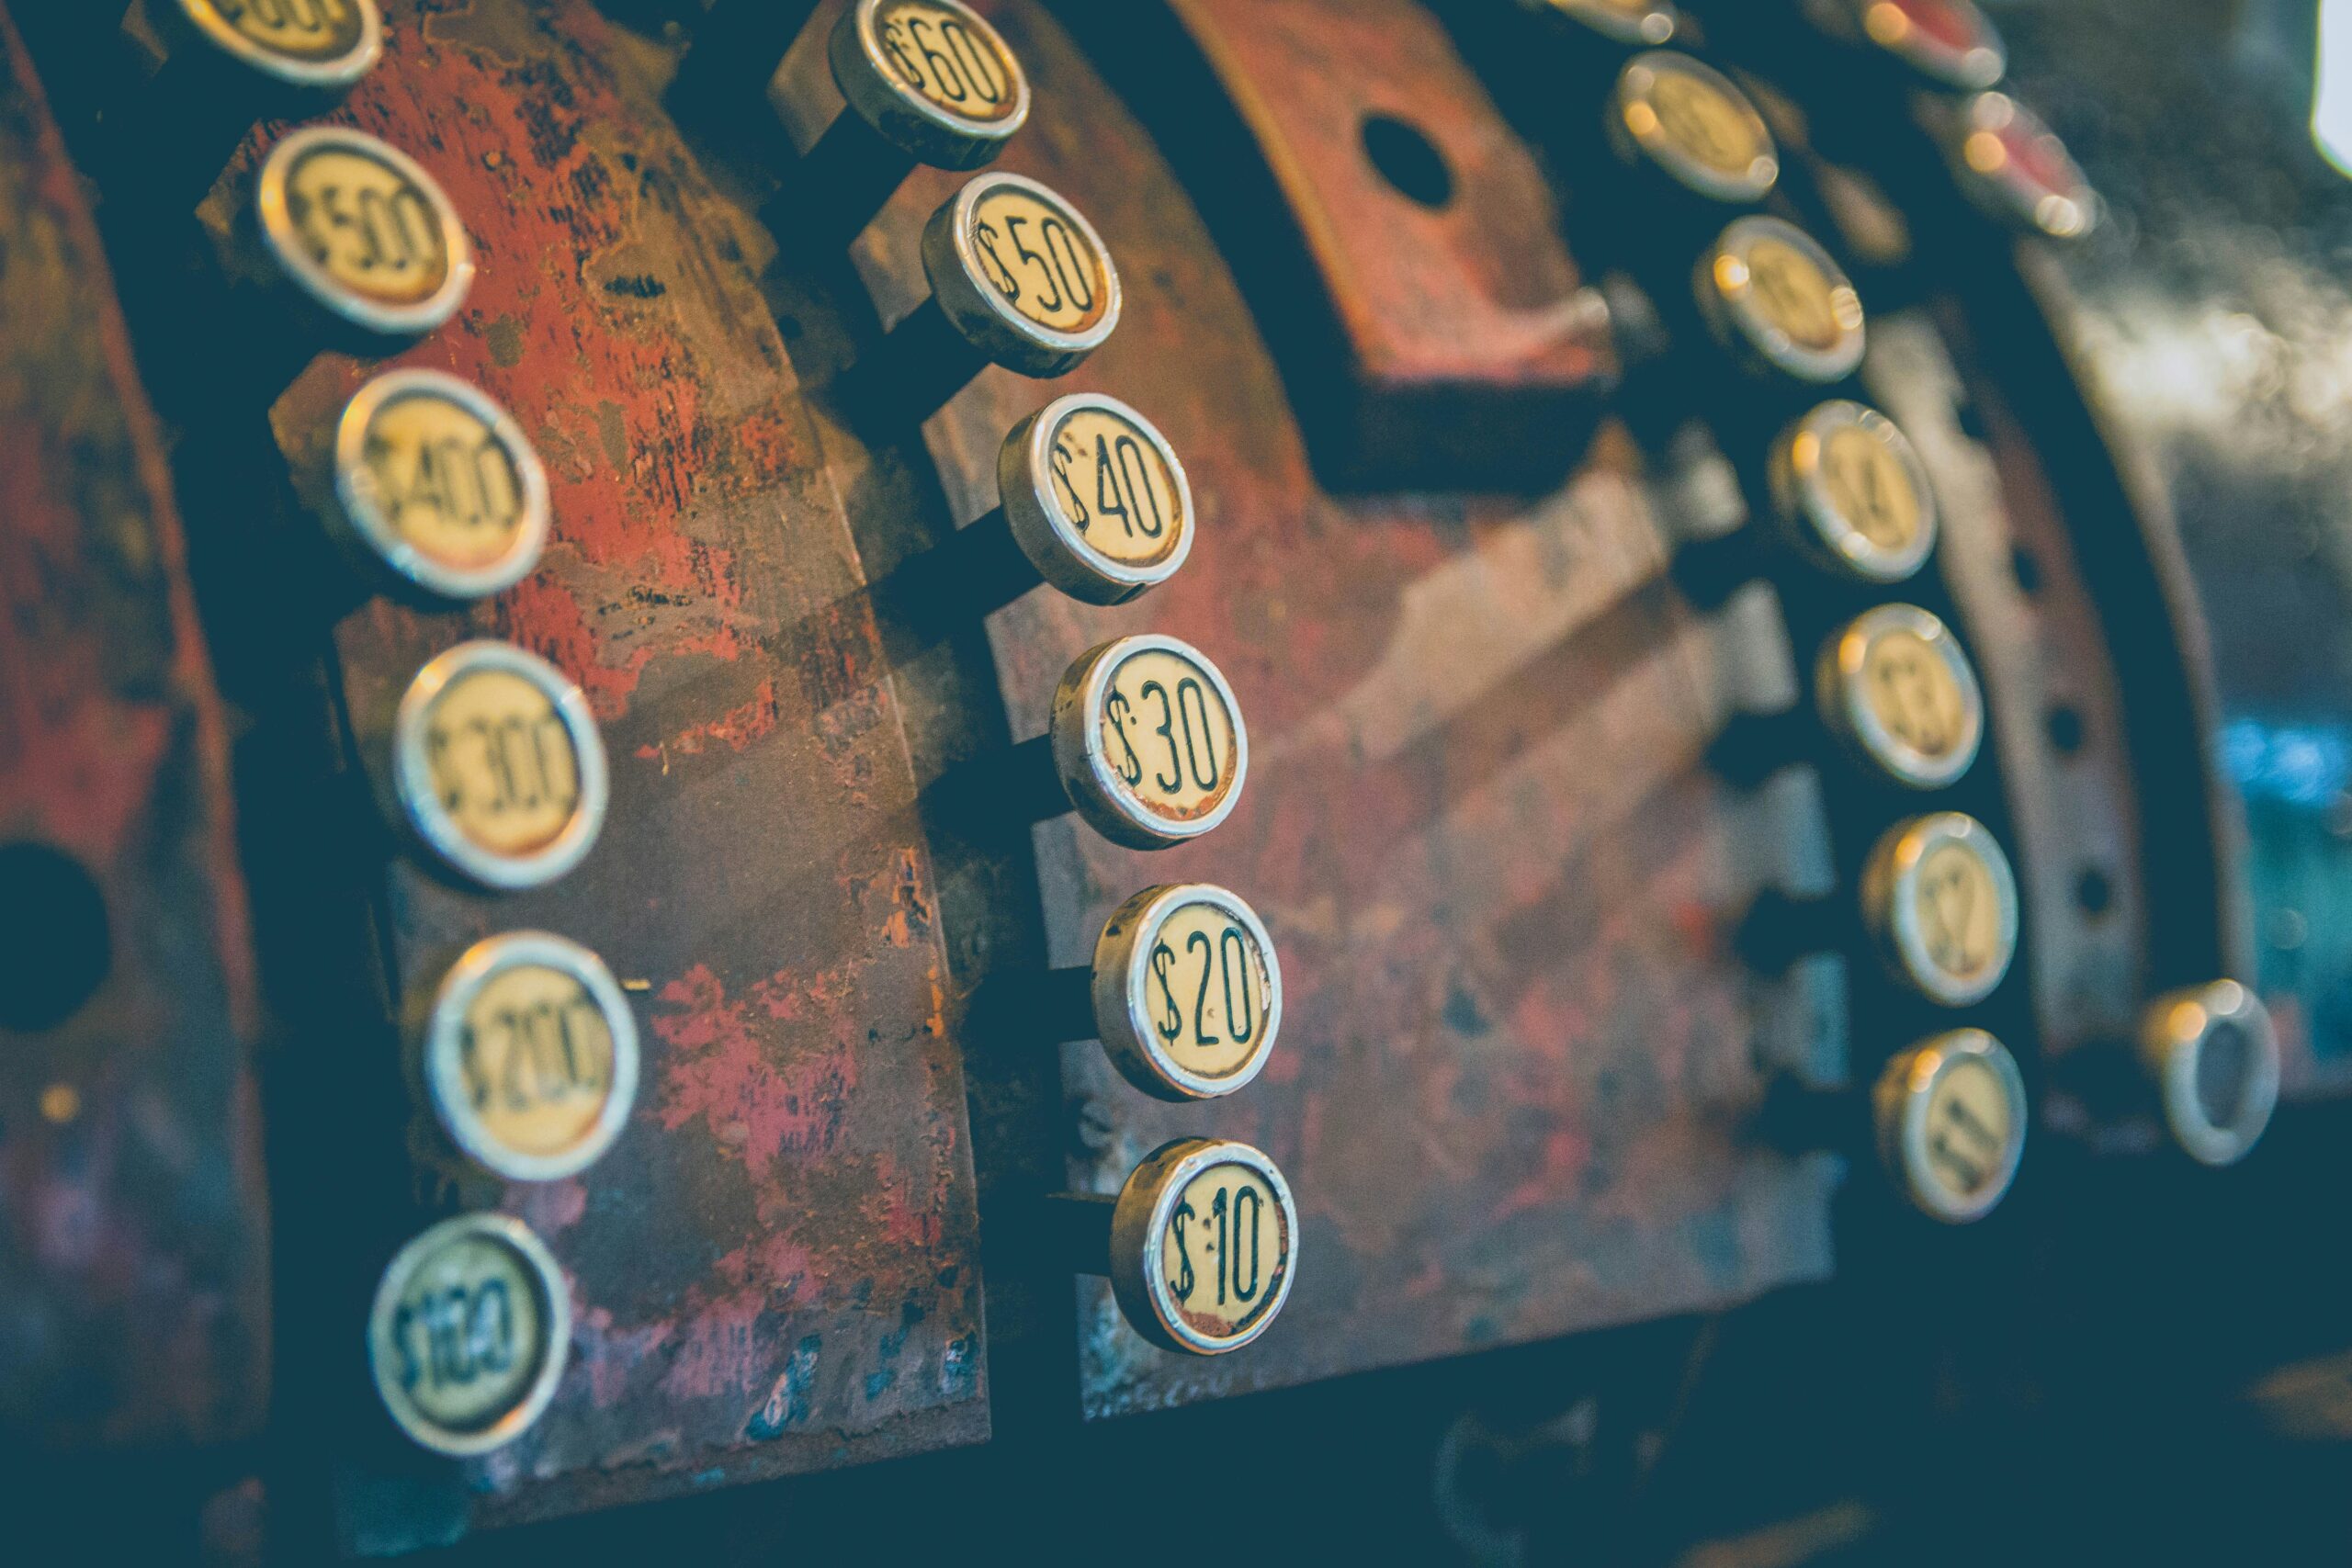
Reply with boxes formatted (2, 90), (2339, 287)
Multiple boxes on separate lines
(1095, 884), (1283, 1100)
(1001, 394), (1194, 604)
(179, 0), (381, 85)
(1818, 604), (1984, 789)
(1702, 218), (1865, 382)
(1160, 1162), (1286, 1343)
(833, 0), (1030, 170)
(394, 642), (608, 890)
(1772, 401), (1937, 582)
(336, 371), (548, 600)
(924, 173), (1122, 376)
(1875, 1029), (2026, 1224)
(1920, 1055), (2013, 1201)
(969, 184), (1112, 335)
(1110, 1138), (1298, 1356)
(872, 1), (1023, 125)
(1613, 53), (1778, 203)
(1863, 813), (2018, 1006)
(424, 933), (640, 1181)
(1051, 636), (1249, 849)
(1046, 403), (1187, 570)
(1543, 0), (1679, 45)
(370, 1214), (569, 1455)
(257, 128), (473, 334)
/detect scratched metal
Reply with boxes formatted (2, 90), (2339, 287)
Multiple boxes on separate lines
(231, 0), (984, 1529)
(1996, 0), (2352, 1098)
(0, 2), (270, 1450)
(857, 4), (1840, 1418)
(1080, 0), (1615, 491)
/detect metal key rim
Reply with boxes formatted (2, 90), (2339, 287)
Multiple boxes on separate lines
(422, 931), (641, 1182)
(833, 0), (1032, 168)
(368, 1212), (571, 1456)
(392, 640), (610, 892)
(175, 0), (385, 91)
(256, 126), (475, 337)
(1094, 883), (1284, 1101)
(1001, 392), (1194, 604)
(334, 369), (551, 602)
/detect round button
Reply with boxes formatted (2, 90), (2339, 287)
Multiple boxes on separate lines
(1700, 217), (1866, 383)
(1048, 635), (1249, 850)
(2139, 980), (2282, 1168)
(1874, 1029), (2027, 1224)
(368, 1213), (570, 1456)
(1091, 884), (1283, 1102)
(1861, 813), (2018, 1006)
(1610, 52), (1779, 204)
(175, 0), (382, 88)
(922, 172), (1122, 377)
(1846, 0), (2006, 92)
(392, 641), (609, 891)
(1770, 401), (1938, 583)
(1948, 92), (2097, 241)
(256, 127), (474, 336)
(1535, 0), (1679, 45)
(1001, 393), (1193, 605)
(1816, 604), (1984, 789)
(831, 0), (1030, 169)
(421, 932), (640, 1182)
(1109, 1137), (1298, 1356)
(333, 370), (549, 601)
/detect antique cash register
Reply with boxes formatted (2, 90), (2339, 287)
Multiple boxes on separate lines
(5, 0), (2349, 1560)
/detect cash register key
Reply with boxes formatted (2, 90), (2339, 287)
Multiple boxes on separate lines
(2139, 980), (2283, 1169)
(331, 370), (549, 602)
(1815, 604), (1984, 790)
(390, 641), (609, 892)
(420, 932), (641, 1183)
(1838, 0), (2007, 92)
(832, 0), (1029, 169)
(923, 171), (1121, 373)
(1860, 813), (2019, 1007)
(1108, 1138), (1300, 1356)
(1770, 400), (1939, 583)
(1091, 884), (1283, 1102)
(254, 126), (475, 338)
(1874, 1029), (2028, 1224)
(1609, 51), (1781, 205)
(166, 0), (383, 88)
(1536, 0), (1679, 46)
(368, 1213), (571, 1456)
(789, 0), (1033, 246)
(1049, 634), (1250, 850)
(1948, 91), (2098, 241)
(998, 392), (1194, 605)
(860, 173), (1123, 422)
(1698, 216), (1867, 383)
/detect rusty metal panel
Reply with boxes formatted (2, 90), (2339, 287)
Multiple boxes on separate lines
(862, 3), (1840, 1418)
(1065, 0), (1615, 491)
(0, 1), (270, 1451)
(216, 0), (985, 1532)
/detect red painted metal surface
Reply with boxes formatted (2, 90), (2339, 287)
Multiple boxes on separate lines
(0, 1), (270, 1450)
(227, 0), (986, 1531)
